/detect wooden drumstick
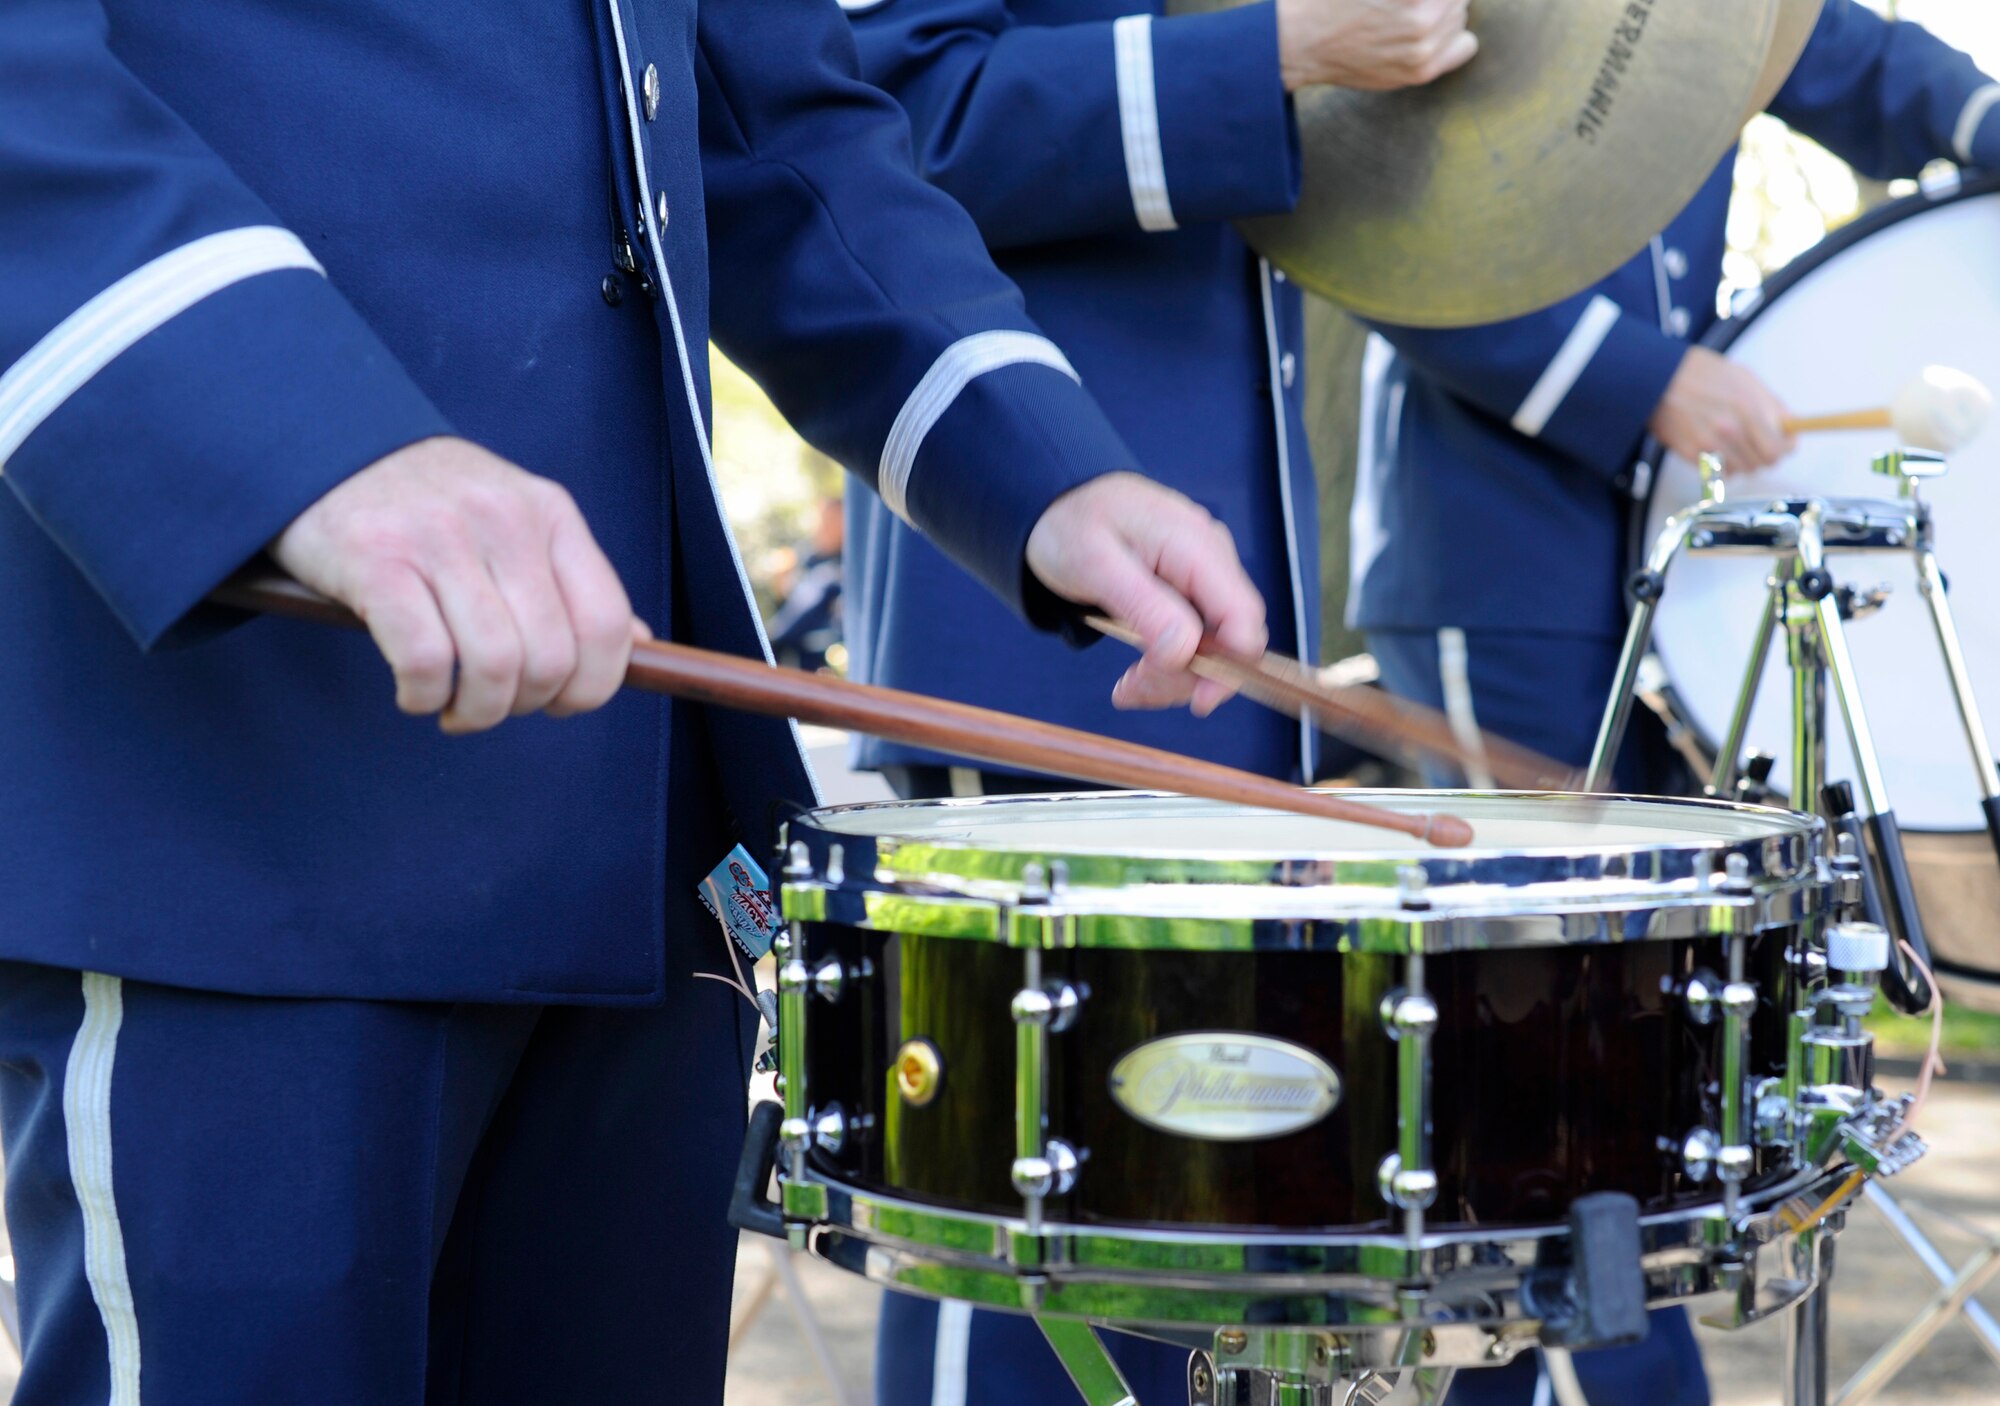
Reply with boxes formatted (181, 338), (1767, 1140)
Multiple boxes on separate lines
(214, 572), (1477, 847)
(1085, 615), (1579, 792)
(1784, 365), (1992, 452)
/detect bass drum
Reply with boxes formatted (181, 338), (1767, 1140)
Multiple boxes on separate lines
(1637, 171), (2000, 1008)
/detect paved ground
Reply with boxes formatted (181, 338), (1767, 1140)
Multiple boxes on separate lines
(725, 1073), (2000, 1406)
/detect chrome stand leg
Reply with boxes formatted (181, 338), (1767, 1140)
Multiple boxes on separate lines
(1039, 1317), (1139, 1406)
(1710, 575), (1785, 800)
(1783, 1234), (1832, 1406)
(1587, 514), (1698, 790)
(1862, 1182), (2000, 1367)
(1916, 551), (2000, 865)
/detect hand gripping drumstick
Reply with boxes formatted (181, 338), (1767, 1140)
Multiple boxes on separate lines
(214, 572), (1476, 847)
(1785, 365), (1993, 454)
(1085, 616), (1578, 792)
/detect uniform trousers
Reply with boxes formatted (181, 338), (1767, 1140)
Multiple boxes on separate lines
(0, 956), (755, 1405)
(1370, 626), (1709, 1406)
(0, 698), (757, 1404)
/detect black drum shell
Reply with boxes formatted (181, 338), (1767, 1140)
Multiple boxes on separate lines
(799, 922), (1797, 1232)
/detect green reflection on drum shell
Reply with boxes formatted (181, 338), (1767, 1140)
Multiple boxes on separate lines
(861, 892), (1001, 941)
(875, 840), (1279, 891)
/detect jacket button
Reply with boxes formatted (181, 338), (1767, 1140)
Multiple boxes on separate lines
(1273, 268), (1287, 284)
(1668, 307), (1692, 336)
(601, 274), (624, 307)
(643, 64), (661, 121)
(1663, 246), (1689, 278)
(1279, 351), (1297, 390)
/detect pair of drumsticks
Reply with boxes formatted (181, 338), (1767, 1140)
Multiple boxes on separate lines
(219, 575), (1576, 849)
(219, 369), (1987, 850)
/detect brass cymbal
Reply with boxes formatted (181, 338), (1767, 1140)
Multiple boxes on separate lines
(1746, 0), (1824, 122)
(1167, 0), (1778, 326)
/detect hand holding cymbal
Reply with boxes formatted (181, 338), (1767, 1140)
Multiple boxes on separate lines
(1785, 366), (1993, 454)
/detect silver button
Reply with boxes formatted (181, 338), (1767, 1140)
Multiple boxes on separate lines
(1279, 351), (1297, 390)
(643, 64), (661, 121)
(655, 191), (670, 229)
(1663, 246), (1689, 278)
(1272, 268), (1287, 284)
(1668, 307), (1692, 336)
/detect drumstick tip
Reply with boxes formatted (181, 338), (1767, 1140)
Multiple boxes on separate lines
(1424, 813), (1476, 849)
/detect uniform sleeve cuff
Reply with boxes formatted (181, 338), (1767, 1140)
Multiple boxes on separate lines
(1148, 4), (1302, 226)
(1530, 309), (1689, 480)
(3, 269), (452, 647)
(1959, 84), (2000, 167)
(900, 362), (1138, 625)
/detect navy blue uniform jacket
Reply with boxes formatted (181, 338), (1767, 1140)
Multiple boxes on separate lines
(0, 0), (1144, 1002)
(844, 0), (1321, 782)
(1354, 0), (2000, 641)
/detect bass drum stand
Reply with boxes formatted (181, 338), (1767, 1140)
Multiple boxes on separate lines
(1589, 448), (2000, 1406)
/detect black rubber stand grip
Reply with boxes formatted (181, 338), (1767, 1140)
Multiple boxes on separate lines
(1868, 808), (1938, 1014)
(1537, 1193), (1649, 1350)
(1984, 795), (2000, 874)
(730, 1099), (788, 1239)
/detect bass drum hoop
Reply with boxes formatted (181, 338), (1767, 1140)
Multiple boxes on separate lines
(1626, 171), (2000, 1004)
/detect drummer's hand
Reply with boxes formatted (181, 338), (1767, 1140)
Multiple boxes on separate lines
(1025, 472), (1268, 717)
(1649, 348), (1797, 473)
(1276, 0), (1477, 92)
(271, 436), (641, 733)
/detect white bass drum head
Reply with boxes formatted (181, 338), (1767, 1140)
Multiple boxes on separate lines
(1644, 180), (2000, 833)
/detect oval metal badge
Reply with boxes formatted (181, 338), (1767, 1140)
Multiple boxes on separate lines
(1108, 1033), (1341, 1142)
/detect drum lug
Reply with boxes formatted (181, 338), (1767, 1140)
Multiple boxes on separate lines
(1680, 1127), (1720, 1183)
(811, 955), (873, 1004)
(811, 1103), (847, 1155)
(1377, 1152), (1438, 1212)
(1012, 980), (1084, 1033)
(1378, 964), (1440, 1228)
(1011, 1139), (1080, 1199)
(1753, 1077), (1794, 1148)
(1675, 967), (1723, 1025)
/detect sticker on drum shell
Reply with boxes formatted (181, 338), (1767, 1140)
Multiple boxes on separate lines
(1108, 1033), (1342, 1142)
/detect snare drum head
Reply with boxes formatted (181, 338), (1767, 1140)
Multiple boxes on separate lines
(791, 790), (1818, 941)
(1644, 180), (2000, 831)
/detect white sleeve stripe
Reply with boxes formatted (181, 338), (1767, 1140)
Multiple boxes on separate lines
(0, 226), (322, 470)
(1510, 294), (1622, 438)
(877, 331), (1080, 523)
(1954, 83), (2000, 164)
(1112, 15), (1178, 232)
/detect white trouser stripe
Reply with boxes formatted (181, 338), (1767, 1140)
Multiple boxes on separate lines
(0, 227), (323, 470)
(1437, 628), (1495, 789)
(1511, 295), (1620, 438)
(1954, 83), (2000, 164)
(1112, 15), (1178, 232)
(64, 973), (140, 1406)
(931, 1299), (973, 1406)
(877, 331), (1079, 523)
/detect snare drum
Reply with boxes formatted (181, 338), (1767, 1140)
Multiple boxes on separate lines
(743, 790), (1902, 1380)
(1636, 172), (2000, 1006)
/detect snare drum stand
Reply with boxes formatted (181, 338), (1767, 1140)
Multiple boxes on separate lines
(1588, 450), (2000, 1406)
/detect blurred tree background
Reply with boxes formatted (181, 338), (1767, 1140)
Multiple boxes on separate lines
(715, 0), (1999, 666)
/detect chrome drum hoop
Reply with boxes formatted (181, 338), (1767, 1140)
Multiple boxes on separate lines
(780, 790), (1824, 954)
(786, 1163), (1860, 1354)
